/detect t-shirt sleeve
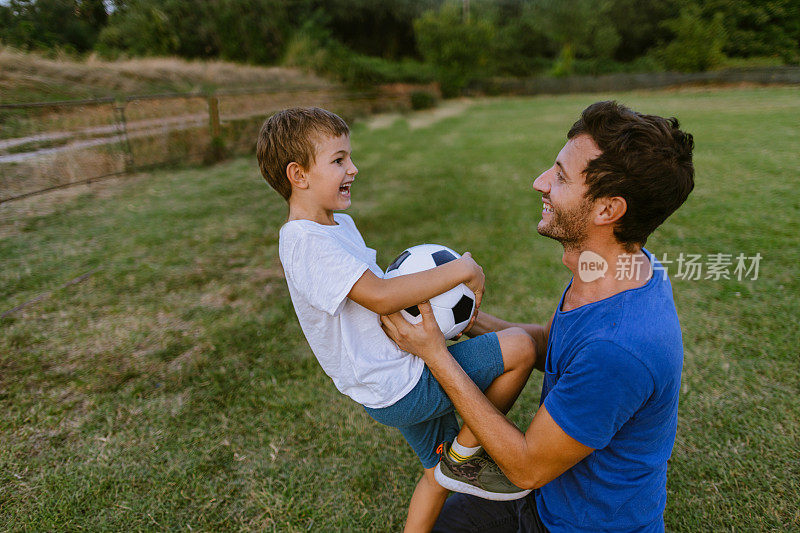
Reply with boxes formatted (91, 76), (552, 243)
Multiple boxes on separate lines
(286, 232), (369, 316)
(543, 341), (654, 449)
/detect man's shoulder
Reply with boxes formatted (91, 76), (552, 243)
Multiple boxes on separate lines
(552, 278), (682, 381)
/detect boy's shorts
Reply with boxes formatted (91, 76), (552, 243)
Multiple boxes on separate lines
(364, 332), (504, 469)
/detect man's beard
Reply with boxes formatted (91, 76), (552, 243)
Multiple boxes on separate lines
(537, 198), (593, 252)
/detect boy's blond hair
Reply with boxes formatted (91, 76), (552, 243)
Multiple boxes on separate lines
(256, 107), (350, 200)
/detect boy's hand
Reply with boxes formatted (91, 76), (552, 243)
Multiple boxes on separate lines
(459, 252), (485, 312)
(381, 301), (447, 361)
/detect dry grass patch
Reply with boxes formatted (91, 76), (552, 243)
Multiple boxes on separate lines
(0, 46), (332, 104)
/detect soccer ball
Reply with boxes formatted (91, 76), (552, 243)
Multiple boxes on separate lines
(384, 244), (476, 340)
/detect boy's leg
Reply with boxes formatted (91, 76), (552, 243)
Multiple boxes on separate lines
(430, 328), (535, 500)
(453, 327), (535, 448)
(404, 466), (449, 533)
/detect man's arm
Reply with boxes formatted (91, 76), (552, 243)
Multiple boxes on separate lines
(381, 302), (590, 489)
(466, 310), (553, 372)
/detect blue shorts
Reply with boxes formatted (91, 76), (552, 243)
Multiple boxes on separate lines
(364, 332), (505, 468)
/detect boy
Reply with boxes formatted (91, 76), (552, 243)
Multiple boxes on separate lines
(257, 107), (536, 531)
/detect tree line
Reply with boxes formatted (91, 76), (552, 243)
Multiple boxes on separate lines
(2, 0), (798, 95)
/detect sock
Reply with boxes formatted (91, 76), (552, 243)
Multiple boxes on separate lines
(448, 436), (481, 463)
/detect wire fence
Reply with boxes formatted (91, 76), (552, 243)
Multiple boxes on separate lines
(0, 84), (432, 204)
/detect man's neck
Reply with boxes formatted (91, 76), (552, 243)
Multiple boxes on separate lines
(560, 237), (652, 312)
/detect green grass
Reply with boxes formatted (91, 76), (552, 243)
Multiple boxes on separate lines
(2, 86), (799, 530)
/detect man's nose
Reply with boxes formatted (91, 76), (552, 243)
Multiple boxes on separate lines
(532, 169), (549, 193)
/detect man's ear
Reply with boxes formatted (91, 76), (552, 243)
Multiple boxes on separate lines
(594, 196), (627, 226)
(286, 162), (308, 190)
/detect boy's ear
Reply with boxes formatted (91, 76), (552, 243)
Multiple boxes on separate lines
(286, 162), (308, 190)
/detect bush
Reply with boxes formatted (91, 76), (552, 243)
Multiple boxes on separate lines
(410, 91), (437, 110)
(347, 56), (437, 85)
(283, 23), (435, 87)
(570, 55), (662, 76)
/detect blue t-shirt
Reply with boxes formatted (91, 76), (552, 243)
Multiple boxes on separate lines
(536, 249), (683, 532)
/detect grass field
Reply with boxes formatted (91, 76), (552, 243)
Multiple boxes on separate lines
(1, 86), (799, 531)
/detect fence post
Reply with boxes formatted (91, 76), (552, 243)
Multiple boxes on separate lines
(206, 94), (225, 162)
(113, 101), (134, 171)
(208, 95), (221, 138)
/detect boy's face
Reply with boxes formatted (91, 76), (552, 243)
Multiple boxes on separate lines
(304, 134), (358, 215)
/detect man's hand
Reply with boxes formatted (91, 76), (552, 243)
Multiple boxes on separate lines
(381, 301), (447, 362)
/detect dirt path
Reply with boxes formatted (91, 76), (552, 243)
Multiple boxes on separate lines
(366, 99), (473, 131)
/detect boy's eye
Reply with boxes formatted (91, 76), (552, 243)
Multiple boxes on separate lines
(334, 158), (343, 164)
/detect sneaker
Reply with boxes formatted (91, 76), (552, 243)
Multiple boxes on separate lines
(434, 442), (532, 501)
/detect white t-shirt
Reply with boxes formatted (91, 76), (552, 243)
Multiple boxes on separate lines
(278, 213), (425, 409)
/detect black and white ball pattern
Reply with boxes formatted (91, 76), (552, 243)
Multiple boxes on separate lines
(384, 244), (476, 340)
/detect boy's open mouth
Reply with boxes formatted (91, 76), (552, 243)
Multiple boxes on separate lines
(339, 183), (352, 196)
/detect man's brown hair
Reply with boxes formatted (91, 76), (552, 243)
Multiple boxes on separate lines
(568, 101), (694, 250)
(257, 107), (350, 201)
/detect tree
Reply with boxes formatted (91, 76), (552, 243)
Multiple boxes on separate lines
(654, 3), (727, 72)
(96, 0), (181, 56)
(414, 3), (493, 96)
(97, 0), (292, 63)
(526, 0), (621, 76)
(0, 0), (107, 52)
(308, 0), (438, 60)
(604, 0), (681, 62)
(701, 0), (799, 63)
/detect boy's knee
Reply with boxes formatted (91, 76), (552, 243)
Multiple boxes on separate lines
(497, 327), (536, 371)
(422, 466), (448, 493)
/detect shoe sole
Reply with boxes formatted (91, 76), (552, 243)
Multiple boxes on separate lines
(434, 463), (532, 501)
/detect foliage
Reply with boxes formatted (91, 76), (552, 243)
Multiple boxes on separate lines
(525, 0), (622, 76)
(653, 3), (728, 72)
(410, 90), (437, 110)
(604, 0), (682, 63)
(346, 55), (438, 85)
(306, 0), (437, 60)
(471, 0), (555, 77)
(414, 3), (494, 97)
(570, 55), (663, 76)
(282, 21), (436, 86)
(0, 0), (106, 52)
(701, 0), (800, 64)
(96, 1), (180, 56)
(1, 0), (798, 93)
(96, 0), (290, 63)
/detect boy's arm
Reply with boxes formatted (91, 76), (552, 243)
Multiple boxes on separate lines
(348, 253), (484, 316)
(466, 310), (553, 372)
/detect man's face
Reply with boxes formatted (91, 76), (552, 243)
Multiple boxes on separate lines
(532, 134), (601, 249)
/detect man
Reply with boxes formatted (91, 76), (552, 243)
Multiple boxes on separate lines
(381, 101), (695, 532)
